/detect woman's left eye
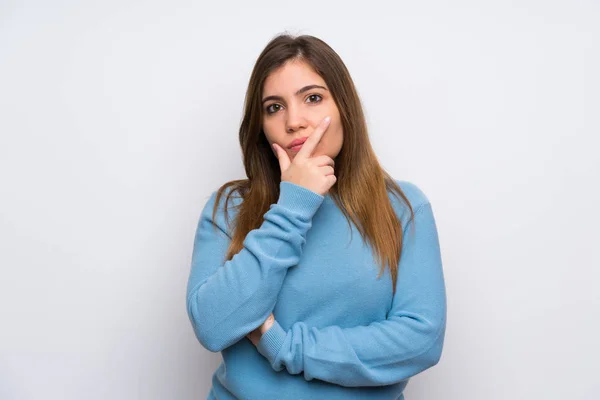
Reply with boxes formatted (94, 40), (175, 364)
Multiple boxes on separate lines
(306, 94), (322, 103)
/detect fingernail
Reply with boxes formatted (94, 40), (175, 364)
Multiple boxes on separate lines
(324, 116), (331, 124)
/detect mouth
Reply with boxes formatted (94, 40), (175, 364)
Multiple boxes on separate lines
(287, 136), (308, 150)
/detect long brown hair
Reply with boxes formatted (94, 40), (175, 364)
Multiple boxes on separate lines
(211, 33), (415, 296)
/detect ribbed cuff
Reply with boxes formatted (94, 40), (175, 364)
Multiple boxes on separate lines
(256, 319), (286, 367)
(277, 181), (324, 217)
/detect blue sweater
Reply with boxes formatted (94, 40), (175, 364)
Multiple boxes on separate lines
(186, 180), (447, 400)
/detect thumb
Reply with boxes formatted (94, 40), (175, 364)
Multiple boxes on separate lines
(272, 143), (290, 172)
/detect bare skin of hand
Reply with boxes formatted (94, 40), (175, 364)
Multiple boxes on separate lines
(247, 313), (275, 346)
(271, 115), (337, 196)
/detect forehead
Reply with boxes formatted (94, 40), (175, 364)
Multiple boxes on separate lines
(263, 60), (326, 95)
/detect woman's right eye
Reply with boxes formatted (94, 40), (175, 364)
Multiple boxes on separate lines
(266, 104), (282, 114)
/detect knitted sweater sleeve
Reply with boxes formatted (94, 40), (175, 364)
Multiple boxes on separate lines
(186, 181), (324, 352)
(255, 202), (447, 387)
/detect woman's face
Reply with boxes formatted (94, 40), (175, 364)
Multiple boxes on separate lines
(261, 59), (343, 161)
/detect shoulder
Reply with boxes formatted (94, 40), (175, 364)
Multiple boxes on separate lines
(389, 179), (432, 226)
(394, 179), (431, 210)
(200, 184), (244, 234)
(206, 184), (244, 211)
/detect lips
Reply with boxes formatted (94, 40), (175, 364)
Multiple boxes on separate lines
(288, 137), (308, 149)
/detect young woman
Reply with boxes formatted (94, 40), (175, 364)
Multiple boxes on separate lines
(186, 33), (447, 400)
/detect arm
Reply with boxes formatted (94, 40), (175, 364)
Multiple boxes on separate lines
(255, 202), (447, 387)
(186, 181), (324, 352)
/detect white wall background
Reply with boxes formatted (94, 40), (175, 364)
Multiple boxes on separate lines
(1, 1), (598, 399)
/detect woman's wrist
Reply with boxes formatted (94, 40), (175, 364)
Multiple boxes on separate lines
(260, 313), (275, 334)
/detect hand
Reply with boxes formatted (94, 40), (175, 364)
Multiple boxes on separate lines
(246, 313), (275, 346)
(271, 116), (337, 196)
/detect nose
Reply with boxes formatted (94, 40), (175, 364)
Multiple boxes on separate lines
(285, 104), (308, 133)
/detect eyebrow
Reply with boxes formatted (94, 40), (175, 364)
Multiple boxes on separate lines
(261, 84), (328, 104)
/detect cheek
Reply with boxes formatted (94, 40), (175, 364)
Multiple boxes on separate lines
(262, 123), (274, 143)
(263, 117), (281, 134)
(332, 122), (343, 140)
(264, 121), (287, 143)
(334, 125), (344, 148)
